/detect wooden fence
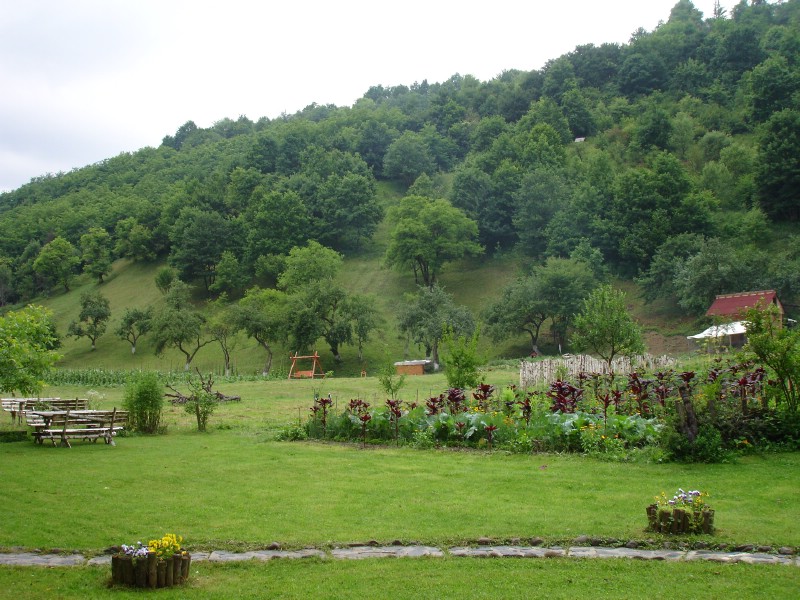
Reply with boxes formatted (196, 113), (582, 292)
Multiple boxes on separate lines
(519, 354), (678, 388)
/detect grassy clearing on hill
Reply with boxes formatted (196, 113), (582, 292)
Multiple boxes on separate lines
(37, 243), (536, 377)
(26, 174), (696, 375)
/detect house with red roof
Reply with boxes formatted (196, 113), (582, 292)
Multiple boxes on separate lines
(705, 290), (784, 322)
(688, 290), (784, 351)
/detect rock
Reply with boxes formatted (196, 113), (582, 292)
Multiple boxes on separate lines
(367, 540), (379, 547)
(391, 540), (404, 546)
(529, 537), (544, 547)
(693, 541), (709, 550)
(266, 542), (281, 551)
(590, 538), (604, 547)
(509, 537), (520, 545)
(574, 535), (590, 545)
(625, 540), (639, 549)
(778, 547), (794, 556)
(104, 546), (121, 555)
(757, 546), (772, 553)
(476, 537), (492, 545)
(734, 544), (754, 552)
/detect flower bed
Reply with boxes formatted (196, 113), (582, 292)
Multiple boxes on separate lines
(111, 534), (190, 588)
(646, 489), (714, 534)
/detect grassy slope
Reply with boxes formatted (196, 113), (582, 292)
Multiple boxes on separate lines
(38, 182), (530, 376)
(34, 181), (698, 376)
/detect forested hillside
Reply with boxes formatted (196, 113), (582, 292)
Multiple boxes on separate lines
(1, 0), (799, 374)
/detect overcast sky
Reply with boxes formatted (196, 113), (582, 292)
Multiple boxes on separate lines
(0, 0), (726, 193)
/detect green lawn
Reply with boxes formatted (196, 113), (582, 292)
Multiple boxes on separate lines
(0, 558), (797, 599)
(1, 372), (798, 551)
(1, 373), (798, 597)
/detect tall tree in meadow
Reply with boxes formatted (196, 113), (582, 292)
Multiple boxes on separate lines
(384, 196), (483, 288)
(67, 291), (111, 351)
(115, 307), (153, 355)
(571, 285), (645, 373)
(151, 280), (213, 370)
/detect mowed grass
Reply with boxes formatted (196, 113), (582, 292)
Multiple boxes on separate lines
(0, 558), (798, 600)
(1, 372), (799, 597)
(0, 372), (798, 551)
(1, 433), (797, 550)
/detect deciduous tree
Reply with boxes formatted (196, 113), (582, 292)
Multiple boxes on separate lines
(67, 291), (111, 351)
(385, 196), (482, 288)
(79, 227), (113, 283)
(0, 305), (60, 395)
(233, 287), (290, 375)
(33, 237), (80, 292)
(398, 284), (475, 368)
(571, 285), (645, 372)
(151, 280), (213, 370)
(115, 307), (153, 355)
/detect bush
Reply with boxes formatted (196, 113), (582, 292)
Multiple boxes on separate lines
(184, 379), (217, 432)
(124, 372), (164, 434)
(441, 327), (483, 390)
(661, 422), (730, 463)
(275, 423), (308, 441)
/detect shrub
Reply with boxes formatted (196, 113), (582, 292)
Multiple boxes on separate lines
(661, 422), (730, 463)
(184, 378), (217, 432)
(123, 371), (164, 434)
(442, 326), (483, 390)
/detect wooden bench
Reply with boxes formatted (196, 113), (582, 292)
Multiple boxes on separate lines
(2, 398), (61, 424)
(28, 409), (128, 448)
(43, 398), (90, 411)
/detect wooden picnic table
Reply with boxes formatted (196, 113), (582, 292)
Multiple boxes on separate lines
(27, 409), (128, 448)
(2, 398), (62, 424)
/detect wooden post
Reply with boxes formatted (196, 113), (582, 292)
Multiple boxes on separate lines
(671, 509), (683, 534)
(120, 555), (134, 585)
(702, 509), (715, 534)
(134, 557), (147, 587)
(646, 504), (658, 531)
(111, 555), (121, 584)
(172, 553), (182, 583)
(157, 560), (166, 587)
(658, 509), (671, 533)
(181, 553), (191, 582)
(165, 557), (174, 586)
(147, 552), (157, 588)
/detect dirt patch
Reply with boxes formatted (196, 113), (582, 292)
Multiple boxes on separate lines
(644, 331), (689, 356)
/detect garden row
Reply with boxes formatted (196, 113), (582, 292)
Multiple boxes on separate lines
(288, 358), (800, 462)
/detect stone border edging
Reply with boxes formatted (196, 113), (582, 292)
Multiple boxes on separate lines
(0, 545), (797, 568)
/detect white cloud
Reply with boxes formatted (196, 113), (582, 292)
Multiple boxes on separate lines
(0, 0), (724, 192)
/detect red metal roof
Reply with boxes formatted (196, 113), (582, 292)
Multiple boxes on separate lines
(705, 290), (781, 317)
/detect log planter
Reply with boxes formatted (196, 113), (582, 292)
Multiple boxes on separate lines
(646, 503), (715, 534)
(111, 552), (191, 588)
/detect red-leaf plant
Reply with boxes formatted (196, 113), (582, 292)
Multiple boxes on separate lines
(310, 394), (333, 437)
(627, 372), (653, 417)
(446, 388), (467, 414)
(472, 384), (495, 412)
(385, 398), (403, 445)
(517, 391), (534, 427)
(425, 395), (444, 416)
(547, 380), (583, 413)
(348, 398), (371, 447)
(485, 424), (498, 450)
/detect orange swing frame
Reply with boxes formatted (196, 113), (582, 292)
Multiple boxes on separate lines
(288, 351), (325, 379)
